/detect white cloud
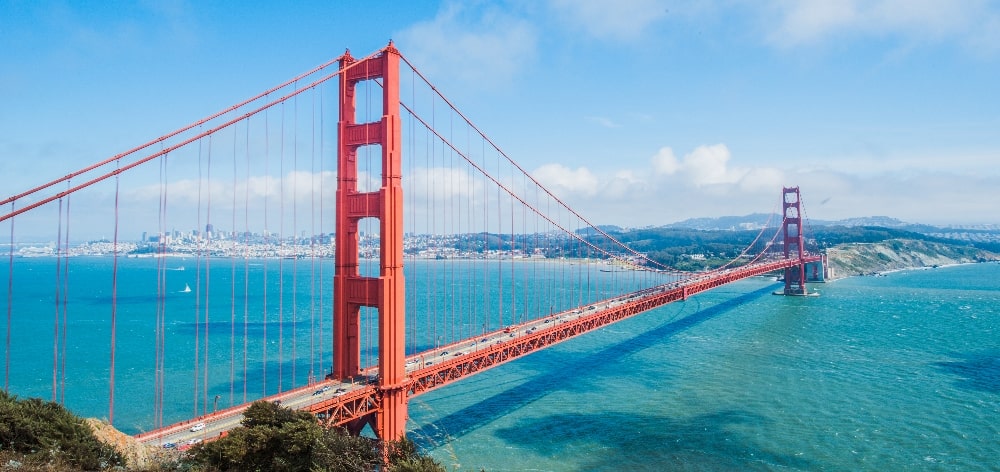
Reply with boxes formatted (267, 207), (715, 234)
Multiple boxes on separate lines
(395, 3), (537, 87)
(682, 144), (742, 186)
(651, 144), (784, 189)
(605, 169), (647, 198)
(532, 163), (600, 197)
(788, 167), (1000, 225)
(651, 147), (680, 175)
(548, 0), (669, 41)
(406, 167), (481, 203)
(763, 0), (857, 45)
(525, 144), (795, 226)
(125, 170), (337, 206)
(800, 149), (1000, 179)
(762, 0), (1000, 52)
(739, 167), (786, 193)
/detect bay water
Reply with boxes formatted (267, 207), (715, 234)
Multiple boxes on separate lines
(3, 257), (999, 470)
(411, 263), (1000, 471)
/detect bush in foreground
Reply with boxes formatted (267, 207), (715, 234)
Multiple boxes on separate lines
(0, 390), (123, 470)
(187, 400), (444, 472)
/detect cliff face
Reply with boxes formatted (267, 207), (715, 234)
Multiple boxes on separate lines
(825, 239), (998, 279)
(85, 418), (171, 470)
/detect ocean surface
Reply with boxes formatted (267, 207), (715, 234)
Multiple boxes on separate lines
(3, 258), (999, 471)
(410, 263), (1000, 471)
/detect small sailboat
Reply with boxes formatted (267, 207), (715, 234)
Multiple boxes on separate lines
(181, 283), (192, 293)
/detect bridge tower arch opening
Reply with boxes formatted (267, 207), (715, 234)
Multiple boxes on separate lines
(333, 42), (407, 441)
(781, 186), (809, 296)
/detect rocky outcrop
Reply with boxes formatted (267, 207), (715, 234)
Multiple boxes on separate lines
(85, 418), (170, 470)
(825, 239), (998, 279)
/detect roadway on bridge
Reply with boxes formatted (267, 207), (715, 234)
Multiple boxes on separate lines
(142, 288), (646, 448)
(139, 262), (806, 448)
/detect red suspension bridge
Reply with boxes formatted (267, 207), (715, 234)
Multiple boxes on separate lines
(1, 43), (822, 445)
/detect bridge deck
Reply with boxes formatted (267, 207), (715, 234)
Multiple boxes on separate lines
(137, 255), (820, 446)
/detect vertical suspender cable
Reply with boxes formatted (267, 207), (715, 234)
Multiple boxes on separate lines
(109, 167), (120, 425)
(450, 110), (465, 341)
(262, 103), (270, 396)
(579, 217), (583, 305)
(481, 137), (489, 333)
(428, 76), (434, 350)
(53, 198), (62, 404)
(509, 168), (515, 324)
(448, 113), (456, 340)
(278, 102), (285, 392)
(450, 113), (458, 342)
(468, 129), (477, 339)
(4, 203), (12, 393)
(156, 149), (168, 429)
(193, 137), (203, 416)
(61, 192), (71, 405)
(53, 198), (63, 402)
(204, 135), (213, 415)
(154, 173), (162, 428)
(545, 195), (553, 313)
(454, 115), (461, 340)
(534, 185), (541, 317)
(309, 86), (316, 384)
(496, 150), (503, 329)
(427, 105), (436, 353)
(292, 86), (299, 386)
(318, 84), (325, 375)
(467, 125), (476, 341)
(243, 118), (251, 403)
(426, 91), (435, 352)
(567, 208), (572, 308)
(523, 176), (530, 318)
(231, 123), (238, 406)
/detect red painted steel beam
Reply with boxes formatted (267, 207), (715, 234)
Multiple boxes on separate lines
(333, 41), (407, 441)
(136, 256), (821, 440)
(307, 256), (823, 427)
(307, 386), (380, 432)
(400, 257), (822, 399)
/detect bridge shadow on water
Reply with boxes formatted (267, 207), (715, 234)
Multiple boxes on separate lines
(934, 350), (1000, 393)
(493, 410), (815, 471)
(408, 284), (795, 461)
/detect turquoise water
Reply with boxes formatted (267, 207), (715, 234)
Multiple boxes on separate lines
(0, 256), (655, 434)
(3, 259), (999, 470)
(409, 263), (1000, 471)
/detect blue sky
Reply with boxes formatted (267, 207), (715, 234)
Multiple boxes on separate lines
(2, 0), (999, 231)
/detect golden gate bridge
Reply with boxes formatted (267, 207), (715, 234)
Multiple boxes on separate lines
(1, 42), (822, 446)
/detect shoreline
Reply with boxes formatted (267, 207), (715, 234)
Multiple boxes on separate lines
(825, 260), (999, 282)
(824, 238), (999, 282)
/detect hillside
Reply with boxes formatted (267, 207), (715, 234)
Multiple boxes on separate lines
(86, 419), (168, 470)
(825, 239), (999, 279)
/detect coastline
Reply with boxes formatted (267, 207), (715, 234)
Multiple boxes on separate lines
(824, 238), (999, 281)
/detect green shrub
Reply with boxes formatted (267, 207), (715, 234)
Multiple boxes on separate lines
(0, 390), (123, 470)
(187, 400), (444, 471)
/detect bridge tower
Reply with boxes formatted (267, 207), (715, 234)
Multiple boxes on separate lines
(333, 42), (407, 440)
(781, 186), (808, 295)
